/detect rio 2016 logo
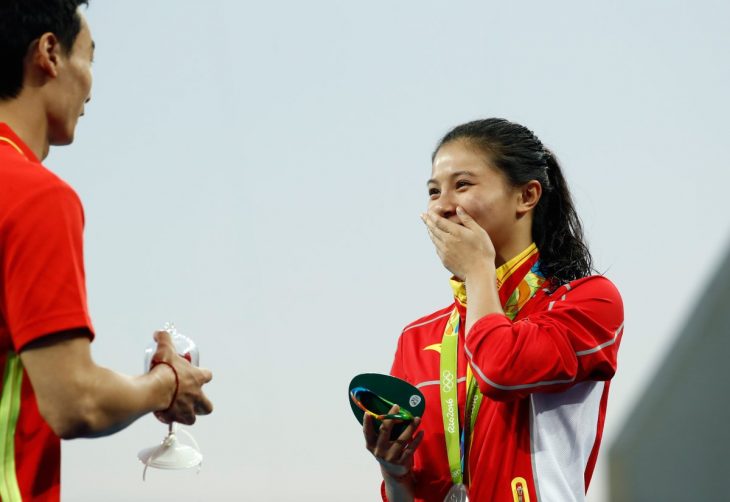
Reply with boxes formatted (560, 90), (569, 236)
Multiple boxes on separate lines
(446, 397), (456, 434)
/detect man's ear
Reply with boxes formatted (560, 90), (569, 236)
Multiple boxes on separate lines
(516, 180), (542, 216)
(31, 32), (63, 79)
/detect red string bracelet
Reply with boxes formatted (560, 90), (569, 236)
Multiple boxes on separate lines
(150, 360), (179, 412)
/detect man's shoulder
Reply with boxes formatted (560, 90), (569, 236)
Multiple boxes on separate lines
(0, 149), (72, 189)
(1, 155), (79, 218)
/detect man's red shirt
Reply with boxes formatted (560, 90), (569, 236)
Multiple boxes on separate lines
(0, 123), (94, 501)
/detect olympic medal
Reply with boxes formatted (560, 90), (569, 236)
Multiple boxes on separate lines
(444, 483), (468, 502)
(348, 373), (425, 439)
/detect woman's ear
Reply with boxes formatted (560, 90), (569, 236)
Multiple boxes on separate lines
(517, 180), (542, 216)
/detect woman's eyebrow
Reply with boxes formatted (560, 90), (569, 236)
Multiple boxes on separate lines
(427, 171), (476, 185)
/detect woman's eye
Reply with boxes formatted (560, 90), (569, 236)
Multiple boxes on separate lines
(428, 188), (440, 198)
(455, 180), (471, 189)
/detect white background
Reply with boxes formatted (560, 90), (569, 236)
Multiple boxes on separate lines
(48, 1), (730, 500)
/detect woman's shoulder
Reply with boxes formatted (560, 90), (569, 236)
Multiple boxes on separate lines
(540, 274), (624, 324)
(400, 305), (453, 336)
(393, 306), (453, 378)
(568, 274), (621, 300)
(546, 274), (621, 300)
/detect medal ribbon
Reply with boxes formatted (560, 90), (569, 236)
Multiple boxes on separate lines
(440, 243), (545, 488)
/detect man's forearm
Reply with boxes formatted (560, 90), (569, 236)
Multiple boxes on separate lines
(66, 364), (175, 438)
(20, 333), (175, 439)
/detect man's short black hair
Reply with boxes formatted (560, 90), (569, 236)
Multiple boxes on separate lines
(0, 0), (89, 100)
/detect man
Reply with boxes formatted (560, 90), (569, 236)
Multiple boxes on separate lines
(0, 1), (214, 500)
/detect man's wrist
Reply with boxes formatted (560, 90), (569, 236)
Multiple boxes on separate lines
(149, 362), (177, 411)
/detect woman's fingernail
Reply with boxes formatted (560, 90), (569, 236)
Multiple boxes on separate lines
(456, 206), (464, 214)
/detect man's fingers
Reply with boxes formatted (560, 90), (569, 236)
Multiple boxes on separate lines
(154, 410), (170, 424)
(196, 367), (213, 384)
(153, 329), (173, 345)
(195, 395), (213, 415)
(151, 330), (176, 362)
(154, 409), (192, 425)
(178, 412), (196, 426)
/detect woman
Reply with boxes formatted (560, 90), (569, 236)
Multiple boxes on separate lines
(362, 118), (624, 502)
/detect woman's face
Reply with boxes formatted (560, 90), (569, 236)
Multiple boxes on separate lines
(427, 140), (520, 254)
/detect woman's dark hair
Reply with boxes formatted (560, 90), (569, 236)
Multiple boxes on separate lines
(433, 118), (593, 286)
(0, 0), (89, 100)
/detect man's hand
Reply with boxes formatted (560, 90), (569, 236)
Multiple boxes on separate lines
(149, 329), (213, 425)
(20, 328), (214, 439)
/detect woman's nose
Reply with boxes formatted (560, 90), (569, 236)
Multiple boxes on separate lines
(435, 192), (457, 219)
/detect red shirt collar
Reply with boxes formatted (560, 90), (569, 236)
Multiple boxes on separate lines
(0, 123), (41, 163)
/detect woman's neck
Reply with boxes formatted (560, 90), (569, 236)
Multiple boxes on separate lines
(494, 234), (534, 268)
